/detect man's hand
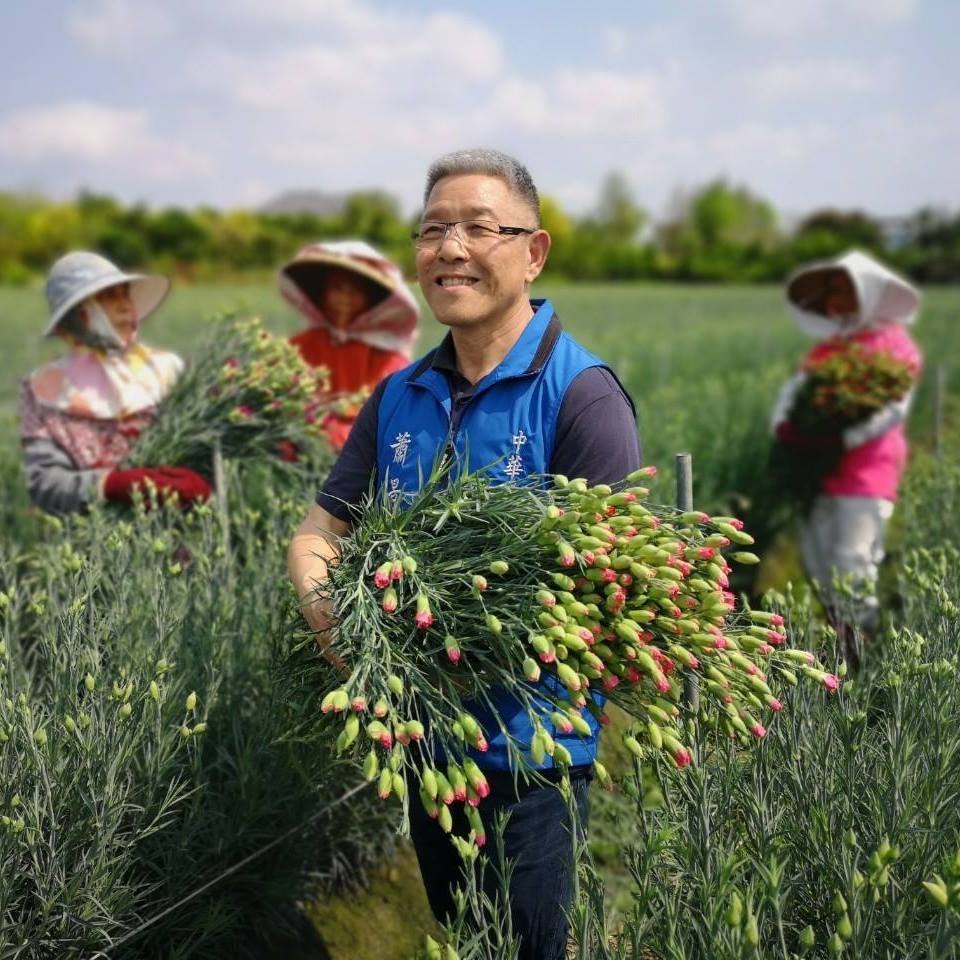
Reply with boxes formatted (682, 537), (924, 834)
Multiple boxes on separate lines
(288, 504), (351, 671)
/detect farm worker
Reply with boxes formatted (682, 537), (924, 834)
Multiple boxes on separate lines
(770, 249), (922, 662)
(278, 240), (420, 450)
(18, 251), (212, 514)
(289, 149), (641, 960)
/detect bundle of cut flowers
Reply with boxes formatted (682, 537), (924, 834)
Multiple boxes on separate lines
(313, 464), (838, 842)
(790, 339), (916, 434)
(128, 314), (331, 476)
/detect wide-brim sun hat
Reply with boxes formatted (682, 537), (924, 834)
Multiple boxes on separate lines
(279, 240), (399, 309)
(785, 249), (920, 338)
(44, 251), (170, 337)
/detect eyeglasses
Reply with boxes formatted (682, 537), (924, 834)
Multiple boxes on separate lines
(412, 219), (535, 249)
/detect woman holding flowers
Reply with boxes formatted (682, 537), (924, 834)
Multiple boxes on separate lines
(278, 240), (420, 450)
(19, 251), (211, 514)
(771, 249), (922, 661)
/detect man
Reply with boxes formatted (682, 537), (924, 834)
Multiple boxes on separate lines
(288, 148), (641, 959)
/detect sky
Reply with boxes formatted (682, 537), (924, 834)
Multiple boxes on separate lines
(0, 0), (957, 221)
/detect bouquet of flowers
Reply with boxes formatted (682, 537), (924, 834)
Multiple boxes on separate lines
(791, 341), (916, 433)
(311, 465), (836, 843)
(128, 315), (332, 477)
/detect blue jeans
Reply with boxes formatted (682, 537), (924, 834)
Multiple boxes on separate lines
(409, 768), (591, 960)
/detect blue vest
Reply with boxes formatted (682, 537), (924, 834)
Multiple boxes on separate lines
(375, 300), (606, 771)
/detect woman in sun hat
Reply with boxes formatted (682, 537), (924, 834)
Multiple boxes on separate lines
(279, 240), (420, 450)
(19, 251), (211, 514)
(770, 249), (923, 662)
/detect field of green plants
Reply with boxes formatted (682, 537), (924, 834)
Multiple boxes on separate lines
(1, 281), (958, 959)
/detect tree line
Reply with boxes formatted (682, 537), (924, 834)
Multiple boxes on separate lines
(1, 174), (958, 284)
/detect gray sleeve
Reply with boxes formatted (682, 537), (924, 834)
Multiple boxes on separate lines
(22, 437), (107, 515)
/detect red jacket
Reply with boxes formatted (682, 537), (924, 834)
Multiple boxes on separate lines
(290, 327), (408, 449)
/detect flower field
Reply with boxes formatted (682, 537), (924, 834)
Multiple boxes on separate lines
(0, 282), (958, 959)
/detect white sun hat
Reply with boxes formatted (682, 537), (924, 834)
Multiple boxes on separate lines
(43, 251), (170, 337)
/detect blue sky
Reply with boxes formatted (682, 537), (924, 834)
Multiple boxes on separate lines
(1, 0), (957, 221)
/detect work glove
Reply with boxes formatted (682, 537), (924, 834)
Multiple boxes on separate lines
(103, 466), (212, 507)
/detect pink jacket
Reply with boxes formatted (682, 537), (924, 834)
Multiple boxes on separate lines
(813, 325), (921, 501)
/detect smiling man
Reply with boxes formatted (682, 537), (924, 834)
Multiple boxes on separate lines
(288, 148), (641, 959)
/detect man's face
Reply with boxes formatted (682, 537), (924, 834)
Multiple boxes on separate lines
(416, 173), (550, 330)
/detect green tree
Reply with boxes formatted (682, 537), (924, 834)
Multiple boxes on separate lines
(593, 171), (646, 244)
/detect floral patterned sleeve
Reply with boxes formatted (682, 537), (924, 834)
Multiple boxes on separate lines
(19, 381), (107, 515)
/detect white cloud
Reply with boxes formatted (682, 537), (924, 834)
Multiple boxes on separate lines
(748, 59), (881, 103)
(68, 0), (173, 54)
(727, 0), (917, 38)
(705, 121), (835, 168)
(0, 102), (146, 160)
(0, 102), (211, 183)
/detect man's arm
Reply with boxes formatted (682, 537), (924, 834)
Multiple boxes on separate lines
(287, 377), (388, 666)
(287, 504), (351, 668)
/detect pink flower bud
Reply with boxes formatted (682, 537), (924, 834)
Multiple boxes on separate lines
(768, 698), (783, 711)
(823, 673), (840, 692)
(351, 697), (367, 713)
(391, 561), (403, 581)
(415, 593), (433, 630)
(751, 724), (766, 738)
(444, 634), (461, 664)
(381, 587), (398, 613)
(672, 748), (692, 768)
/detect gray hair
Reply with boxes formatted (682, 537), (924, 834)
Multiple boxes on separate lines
(423, 148), (540, 225)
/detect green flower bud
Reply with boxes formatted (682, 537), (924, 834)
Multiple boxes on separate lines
(828, 932), (844, 955)
(922, 878), (950, 909)
(725, 891), (743, 928)
(84, 673), (95, 693)
(63, 715), (76, 734)
(149, 680), (160, 702)
(363, 750), (379, 781)
(836, 913), (852, 940)
(488, 560), (509, 576)
(832, 892), (847, 916)
(33, 728), (48, 747)
(119, 702), (132, 720)
(193, 722), (207, 734)
(799, 926), (815, 950)
(186, 691), (198, 712)
(387, 675), (404, 697)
